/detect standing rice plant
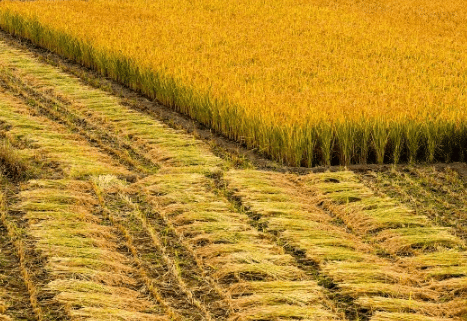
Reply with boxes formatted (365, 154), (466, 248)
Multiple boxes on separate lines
(372, 120), (390, 165)
(285, 125), (305, 167)
(425, 120), (443, 163)
(303, 124), (317, 167)
(455, 121), (467, 162)
(358, 120), (372, 164)
(389, 122), (404, 165)
(406, 123), (422, 164)
(440, 122), (456, 163)
(317, 122), (334, 167)
(335, 120), (357, 166)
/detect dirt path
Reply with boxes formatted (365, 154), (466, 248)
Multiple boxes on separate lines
(0, 38), (465, 321)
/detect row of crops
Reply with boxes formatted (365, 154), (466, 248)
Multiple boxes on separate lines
(1, 0), (466, 166)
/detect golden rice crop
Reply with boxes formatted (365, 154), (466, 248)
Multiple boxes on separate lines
(0, 0), (466, 166)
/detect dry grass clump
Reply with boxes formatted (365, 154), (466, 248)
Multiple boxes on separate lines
(0, 297), (10, 320)
(0, 314), (11, 321)
(70, 308), (168, 321)
(374, 227), (463, 255)
(336, 282), (438, 301)
(49, 279), (153, 308)
(229, 306), (336, 321)
(400, 250), (467, 271)
(307, 171), (429, 233)
(224, 169), (467, 319)
(228, 281), (344, 320)
(356, 297), (466, 317)
(0, 138), (31, 181)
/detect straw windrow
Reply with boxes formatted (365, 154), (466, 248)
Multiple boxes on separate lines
(360, 166), (467, 240)
(136, 169), (343, 320)
(0, 90), (172, 319)
(223, 169), (466, 320)
(0, 189), (35, 320)
(301, 171), (467, 318)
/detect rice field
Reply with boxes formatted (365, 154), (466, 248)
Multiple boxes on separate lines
(0, 32), (466, 320)
(0, 0), (466, 166)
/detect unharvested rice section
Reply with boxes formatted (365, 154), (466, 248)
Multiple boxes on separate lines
(224, 170), (467, 320)
(1, 0), (467, 166)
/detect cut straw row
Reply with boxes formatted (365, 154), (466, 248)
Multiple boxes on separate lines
(362, 166), (467, 240)
(305, 172), (464, 255)
(0, 40), (222, 171)
(304, 171), (467, 294)
(224, 169), (465, 320)
(137, 169), (342, 320)
(19, 179), (169, 320)
(91, 177), (210, 320)
(0, 90), (171, 319)
(0, 191), (42, 320)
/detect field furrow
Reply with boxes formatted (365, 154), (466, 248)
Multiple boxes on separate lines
(93, 183), (218, 321)
(1, 185), (70, 320)
(137, 169), (342, 320)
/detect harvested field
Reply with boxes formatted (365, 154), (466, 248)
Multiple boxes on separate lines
(0, 18), (465, 321)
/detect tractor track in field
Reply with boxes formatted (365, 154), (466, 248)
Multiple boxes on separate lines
(0, 32), (466, 321)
